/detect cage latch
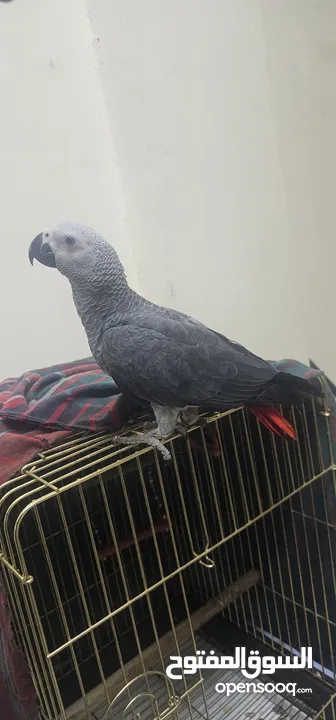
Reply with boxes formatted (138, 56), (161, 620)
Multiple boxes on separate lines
(21, 465), (60, 492)
(0, 551), (33, 584)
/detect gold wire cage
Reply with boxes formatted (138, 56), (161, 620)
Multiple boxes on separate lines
(0, 392), (335, 720)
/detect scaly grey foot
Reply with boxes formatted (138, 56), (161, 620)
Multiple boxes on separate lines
(174, 420), (189, 438)
(142, 420), (158, 433)
(110, 431), (171, 462)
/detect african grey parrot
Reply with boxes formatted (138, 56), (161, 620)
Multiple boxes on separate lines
(29, 222), (322, 459)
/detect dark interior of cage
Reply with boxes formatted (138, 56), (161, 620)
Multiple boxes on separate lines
(9, 407), (336, 715)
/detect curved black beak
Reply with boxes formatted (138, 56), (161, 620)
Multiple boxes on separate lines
(29, 233), (56, 268)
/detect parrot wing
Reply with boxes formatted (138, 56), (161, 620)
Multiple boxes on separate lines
(100, 309), (277, 409)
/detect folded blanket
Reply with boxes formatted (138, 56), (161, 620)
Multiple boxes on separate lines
(0, 357), (141, 486)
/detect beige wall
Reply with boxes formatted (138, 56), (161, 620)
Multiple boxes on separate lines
(0, 0), (136, 378)
(1, 0), (336, 379)
(89, 0), (336, 378)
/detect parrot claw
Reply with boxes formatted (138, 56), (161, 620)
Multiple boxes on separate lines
(142, 420), (158, 433)
(110, 432), (171, 462)
(174, 420), (189, 438)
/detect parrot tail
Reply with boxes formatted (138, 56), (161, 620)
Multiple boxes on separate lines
(248, 405), (297, 440)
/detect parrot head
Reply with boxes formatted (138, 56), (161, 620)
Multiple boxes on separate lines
(29, 222), (126, 286)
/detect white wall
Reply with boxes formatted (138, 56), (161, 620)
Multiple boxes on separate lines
(89, 0), (336, 378)
(1, 0), (336, 380)
(0, 0), (136, 378)
(260, 0), (336, 376)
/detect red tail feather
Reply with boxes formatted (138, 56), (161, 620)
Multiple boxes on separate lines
(248, 405), (297, 440)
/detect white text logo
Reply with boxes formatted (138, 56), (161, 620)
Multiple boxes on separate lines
(166, 646), (313, 681)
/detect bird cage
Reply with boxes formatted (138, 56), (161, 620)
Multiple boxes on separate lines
(0, 393), (335, 720)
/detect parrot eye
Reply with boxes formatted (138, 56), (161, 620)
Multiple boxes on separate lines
(64, 236), (75, 246)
